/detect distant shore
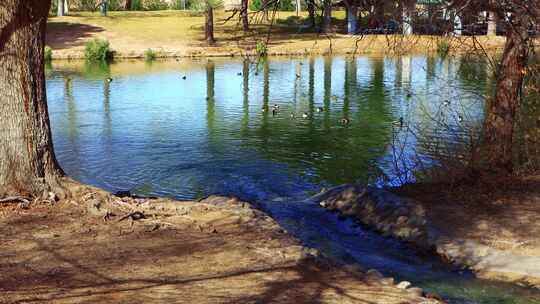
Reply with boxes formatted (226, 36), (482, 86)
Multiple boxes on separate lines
(46, 11), (508, 60)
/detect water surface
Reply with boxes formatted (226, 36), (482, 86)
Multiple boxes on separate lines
(46, 56), (539, 304)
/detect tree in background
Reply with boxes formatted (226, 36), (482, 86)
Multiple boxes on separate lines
(57, 0), (65, 16)
(322, 0), (332, 33)
(241, 0), (249, 31)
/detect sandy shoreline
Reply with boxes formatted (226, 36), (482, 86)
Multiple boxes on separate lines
(0, 179), (441, 303)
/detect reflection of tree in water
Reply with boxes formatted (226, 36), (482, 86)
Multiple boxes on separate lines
(241, 59), (250, 136)
(64, 75), (81, 177)
(230, 57), (394, 186)
(206, 61), (217, 146)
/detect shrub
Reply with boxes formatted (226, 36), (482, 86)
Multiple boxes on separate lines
(131, 0), (143, 10)
(85, 38), (113, 61)
(437, 39), (451, 57)
(44, 46), (53, 62)
(144, 0), (169, 10)
(172, 0), (192, 9)
(256, 40), (267, 57)
(250, 0), (294, 11)
(144, 48), (158, 61)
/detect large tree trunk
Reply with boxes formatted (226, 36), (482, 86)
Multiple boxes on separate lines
(0, 0), (64, 198)
(57, 0), (64, 16)
(322, 0), (332, 33)
(482, 12), (530, 174)
(205, 4), (215, 44)
(241, 0), (249, 31)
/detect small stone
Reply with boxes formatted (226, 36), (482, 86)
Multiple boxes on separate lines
(396, 281), (412, 289)
(396, 215), (408, 225)
(365, 269), (384, 280)
(379, 277), (395, 286)
(407, 287), (423, 296)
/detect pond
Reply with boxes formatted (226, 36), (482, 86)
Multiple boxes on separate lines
(46, 56), (539, 304)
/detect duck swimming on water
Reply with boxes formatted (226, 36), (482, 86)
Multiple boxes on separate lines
(302, 112), (309, 119)
(106, 77), (113, 82)
(341, 117), (350, 125)
(316, 107), (324, 113)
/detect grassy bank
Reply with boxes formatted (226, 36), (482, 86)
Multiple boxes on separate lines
(46, 10), (507, 59)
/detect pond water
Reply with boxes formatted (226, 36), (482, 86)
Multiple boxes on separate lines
(46, 56), (539, 304)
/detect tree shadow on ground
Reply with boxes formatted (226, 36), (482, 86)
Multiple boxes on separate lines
(2, 234), (399, 304)
(46, 22), (104, 49)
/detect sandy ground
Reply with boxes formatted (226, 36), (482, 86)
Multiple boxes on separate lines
(45, 11), (508, 59)
(0, 180), (440, 304)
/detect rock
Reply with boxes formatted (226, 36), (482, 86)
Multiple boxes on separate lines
(365, 269), (384, 280)
(396, 215), (408, 225)
(379, 277), (395, 286)
(319, 201), (328, 208)
(396, 281), (412, 289)
(406, 287), (423, 296)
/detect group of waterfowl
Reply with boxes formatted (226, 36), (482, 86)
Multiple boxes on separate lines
(261, 104), (352, 125)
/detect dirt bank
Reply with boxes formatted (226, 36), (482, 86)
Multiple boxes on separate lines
(313, 178), (540, 289)
(0, 179), (440, 303)
(46, 12), (507, 59)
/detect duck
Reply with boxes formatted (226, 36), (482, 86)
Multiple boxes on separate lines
(302, 112), (309, 119)
(316, 107), (324, 113)
(457, 115), (464, 122)
(296, 74), (301, 78)
(340, 117), (350, 125)
(106, 77), (113, 82)
(182, 75), (187, 80)
(443, 99), (451, 106)
(272, 104), (280, 110)
(237, 72), (242, 76)
(393, 117), (404, 128)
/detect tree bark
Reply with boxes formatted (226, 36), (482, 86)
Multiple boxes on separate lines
(241, 0), (249, 31)
(0, 0), (64, 197)
(307, 0), (315, 29)
(323, 0), (332, 33)
(64, 0), (69, 14)
(402, 0), (414, 35)
(57, 0), (64, 16)
(482, 12), (530, 174)
(487, 11), (497, 36)
(205, 4), (215, 44)
(346, 2), (358, 34)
